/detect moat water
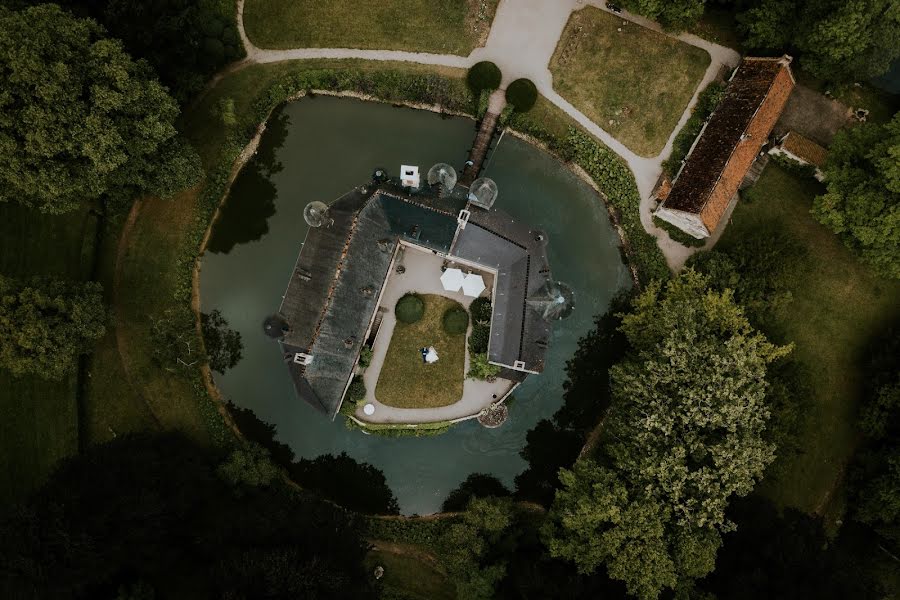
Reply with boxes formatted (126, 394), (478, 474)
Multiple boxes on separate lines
(200, 97), (630, 514)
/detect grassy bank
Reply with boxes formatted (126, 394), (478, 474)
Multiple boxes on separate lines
(717, 166), (900, 515)
(243, 0), (498, 55)
(0, 202), (97, 507)
(550, 6), (710, 157)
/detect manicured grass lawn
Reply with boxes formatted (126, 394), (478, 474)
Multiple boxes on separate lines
(718, 166), (900, 515)
(550, 6), (711, 157)
(243, 0), (498, 55)
(0, 202), (97, 508)
(376, 295), (466, 408)
(365, 546), (454, 600)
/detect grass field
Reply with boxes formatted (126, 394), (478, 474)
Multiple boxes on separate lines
(550, 7), (711, 157)
(365, 546), (454, 600)
(717, 166), (900, 515)
(243, 0), (498, 55)
(376, 295), (466, 408)
(0, 202), (98, 508)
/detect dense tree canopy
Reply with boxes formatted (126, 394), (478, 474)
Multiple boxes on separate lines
(738, 0), (900, 82)
(621, 0), (706, 30)
(0, 433), (376, 599)
(0, 4), (200, 214)
(0, 274), (107, 379)
(811, 112), (900, 278)
(543, 271), (788, 598)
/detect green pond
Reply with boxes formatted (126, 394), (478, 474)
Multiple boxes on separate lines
(201, 97), (630, 514)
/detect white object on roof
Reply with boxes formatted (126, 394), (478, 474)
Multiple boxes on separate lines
(363, 403), (375, 416)
(425, 346), (439, 363)
(440, 267), (465, 292)
(400, 165), (420, 189)
(461, 273), (486, 297)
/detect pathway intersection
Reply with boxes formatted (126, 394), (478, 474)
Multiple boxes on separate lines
(234, 0), (742, 268)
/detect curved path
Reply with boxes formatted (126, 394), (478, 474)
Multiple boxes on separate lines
(236, 0), (741, 269)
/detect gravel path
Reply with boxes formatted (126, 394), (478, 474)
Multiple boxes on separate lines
(234, 0), (742, 269)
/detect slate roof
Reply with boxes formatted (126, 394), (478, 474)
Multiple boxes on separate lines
(276, 182), (556, 414)
(661, 56), (795, 233)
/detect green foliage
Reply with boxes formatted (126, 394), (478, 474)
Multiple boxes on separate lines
(688, 222), (806, 332)
(812, 112), (900, 278)
(467, 61), (502, 93)
(358, 346), (374, 369)
(149, 308), (205, 375)
(505, 79), (538, 112)
(200, 309), (242, 374)
(622, 0), (706, 30)
(442, 306), (469, 335)
(768, 151), (818, 179)
(542, 461), (678, 598)
(738, 0), (900, 82)
(49, 0), (245, 104)
(346, 376), (367, 404)
(442, 473), (511, 512)
(564, 129), (671, 284)
(652, 215), (706, 247)
(290, 452), (400, 515)
(216, 442), (280, 492)
(515, 293), (632, 505)
(348, 420), (452, 437)
(395, 293), (425, 324)
(468, 323), (490, 354)
(467, 352), (500, 381)
(662, 82), (725, 176)
(544, 271), (788, 597)
(0, 4), (200, 214)
(0, 274), (107, 380)
(0, 433), (376, 598)
(469, 297), (492, 324)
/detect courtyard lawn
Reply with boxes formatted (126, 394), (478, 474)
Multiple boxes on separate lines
(717, 165), (900, 516)
(242, 0), (499, 55)
(550, 6), (711, 157)
(0, 202), (97, 508)
(376, 295), (466, 409)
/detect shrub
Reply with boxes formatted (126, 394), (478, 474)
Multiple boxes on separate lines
(652, 216), (706, 248)
(506, 79), (538, 112)
(469, 324), (490, 354)
(346, 377), (366, 404)
(468, 352), (501, 381)
(395, 293), (425, 324)
(443, 306), (469, 335)
(467, 61), (502, 93)
(358, 346), (373, 369)
(470, 297), (492, 324)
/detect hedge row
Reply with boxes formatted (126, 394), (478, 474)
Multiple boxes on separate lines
(662, 82), (725, 176)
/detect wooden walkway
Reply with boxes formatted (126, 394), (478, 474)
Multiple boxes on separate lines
(460, 110), (500, 186)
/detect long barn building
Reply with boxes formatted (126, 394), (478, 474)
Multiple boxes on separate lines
(655, 55), (795, 239)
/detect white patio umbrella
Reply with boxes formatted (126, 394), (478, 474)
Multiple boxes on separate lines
(440, 267), (465, 292)
(461, 273), (486, 297)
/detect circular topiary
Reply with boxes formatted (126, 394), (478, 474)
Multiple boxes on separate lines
(395, 293), (425, 324)
(442, 306), (469, 335)
(505, 78), (538, 112)
(467, 61), (502, 93)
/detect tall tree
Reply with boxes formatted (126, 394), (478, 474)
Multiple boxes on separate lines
(622, 0), (707, 30)
(0, 433), (376, 599)
(812, 111), (900, 279)
(0, 4), (200, 214)
(0, 274), (107, 379)
(543, 271), (788, 598)
(738, 0), (900, 82)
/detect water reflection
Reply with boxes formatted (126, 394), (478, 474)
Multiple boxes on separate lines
(207, 110), (290, 254)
